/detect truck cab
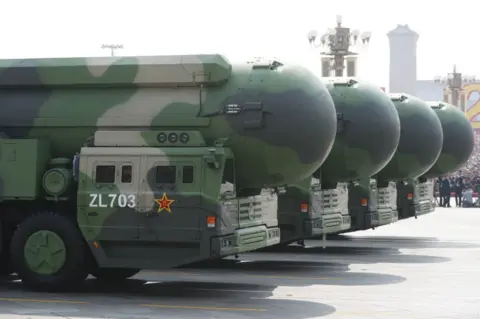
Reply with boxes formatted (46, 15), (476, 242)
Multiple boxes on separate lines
(277, 177), (350, 244)
(347, 179), (379, 231)
(375, 180), (399, 225)
(77, 131), (280, 270)
(347, 179), (398, 232)
(320, 181), (351, 235)
(397, 178), (432, 219)
(413, 179), (433, 216)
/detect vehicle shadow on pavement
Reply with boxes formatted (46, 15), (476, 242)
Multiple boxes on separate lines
(254, 239), (452, 264)
(327, 234), (480, 249)
(0, 276), (337, 318)
(180, 258), (406, 287)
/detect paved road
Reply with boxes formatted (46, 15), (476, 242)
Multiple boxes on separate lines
(0, 207), (479, 318)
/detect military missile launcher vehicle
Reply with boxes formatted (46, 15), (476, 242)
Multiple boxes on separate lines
(408, 101), (475, 216)
(422, 101), (474, 179)
(278, 78), (400, 244)
(346, 176), (399, 231)
(376, 94), (443, 221)
(335, 85), (401, 233)
(396, 177), (438, 219)
(0, 55), (338, 291)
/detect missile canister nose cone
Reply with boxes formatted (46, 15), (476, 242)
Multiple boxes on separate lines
(221, 62), (337, 188)
(320, 78), (401, 183)
(422, 101), (474, 178)
(377, 94), (443, 181)
(257, 64), (337, 168)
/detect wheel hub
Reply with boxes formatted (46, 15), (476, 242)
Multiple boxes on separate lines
(24, 230), (66, 275)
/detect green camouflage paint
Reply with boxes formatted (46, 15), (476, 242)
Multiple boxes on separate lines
(278, 78), (400, 243)
(375, 94), (442, 223)
(422, 101), (474, 178)
(377, 94), (443, 182)
(318, 78), (401, 184)
(0, 55), (339, 290)
(0, 55), (337, 188)
(316, 79), (401, 235)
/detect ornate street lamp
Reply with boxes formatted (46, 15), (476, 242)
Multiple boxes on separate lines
(101, 44), (124, 57)
(307, 15), (371, 77)
(434, 65), (475, 112)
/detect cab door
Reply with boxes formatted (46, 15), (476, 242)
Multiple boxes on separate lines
(78, 156), (140, 242)
(137, 156), (200, 242)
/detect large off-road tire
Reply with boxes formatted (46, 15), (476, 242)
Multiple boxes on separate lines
(0, 234), (13, 276)
(10, 212), (88, 291)
(0, 253), (13, 276)
(90, 267), (140, 281)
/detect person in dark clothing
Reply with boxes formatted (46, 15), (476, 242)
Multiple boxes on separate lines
(454, 177), (464, 207)
(438, 177), (445, 207)
(442, 178), (451, 207)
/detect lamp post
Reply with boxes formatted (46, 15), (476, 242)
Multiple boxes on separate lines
(434, 65), (475, 113)
(307, 15), (371, 77)
(101, 44), (124, 57)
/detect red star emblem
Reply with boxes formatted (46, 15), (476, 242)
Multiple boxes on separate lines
(154, 193), (175, 213)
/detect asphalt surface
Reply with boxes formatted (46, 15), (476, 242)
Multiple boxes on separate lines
(0, 206), (479, 319)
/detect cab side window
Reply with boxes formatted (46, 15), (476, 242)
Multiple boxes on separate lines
(96, 165), (115, 183)
(121, 165), (132, 183)
(220, 159), (235, 195)
(182, 166), (194, 183)
(155, 165), (176, 184)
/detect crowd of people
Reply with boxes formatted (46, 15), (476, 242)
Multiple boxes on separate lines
(435, 131), (480, 207)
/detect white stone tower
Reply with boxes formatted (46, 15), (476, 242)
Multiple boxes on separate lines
(387, 25), (419, 95)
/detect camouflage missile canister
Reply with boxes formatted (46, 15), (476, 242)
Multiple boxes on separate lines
(318, 78), (401, 184)
(377, 94), (443, 181)
(0, 55), (338, 189)
(422, 101), (474, 178)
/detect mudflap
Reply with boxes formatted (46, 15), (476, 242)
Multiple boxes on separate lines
(349, 207), (379, 231)
(397, 182), (415, 219)
(0, 222), (13, 276)
(302, 218), (324, 238)
(347, 182), (378, 231)
(397, 198), (415, 219)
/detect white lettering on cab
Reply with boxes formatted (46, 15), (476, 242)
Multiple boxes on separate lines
(89, 194), (136, 208)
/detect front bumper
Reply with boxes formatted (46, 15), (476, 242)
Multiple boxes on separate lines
(378, 209), (398, 226)
(322, 213), (351, 235)
(213, 225), (280, 257)
(415, 200), (433, 216)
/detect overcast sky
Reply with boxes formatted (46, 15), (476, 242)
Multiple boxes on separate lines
(2, 0), (478, 88)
